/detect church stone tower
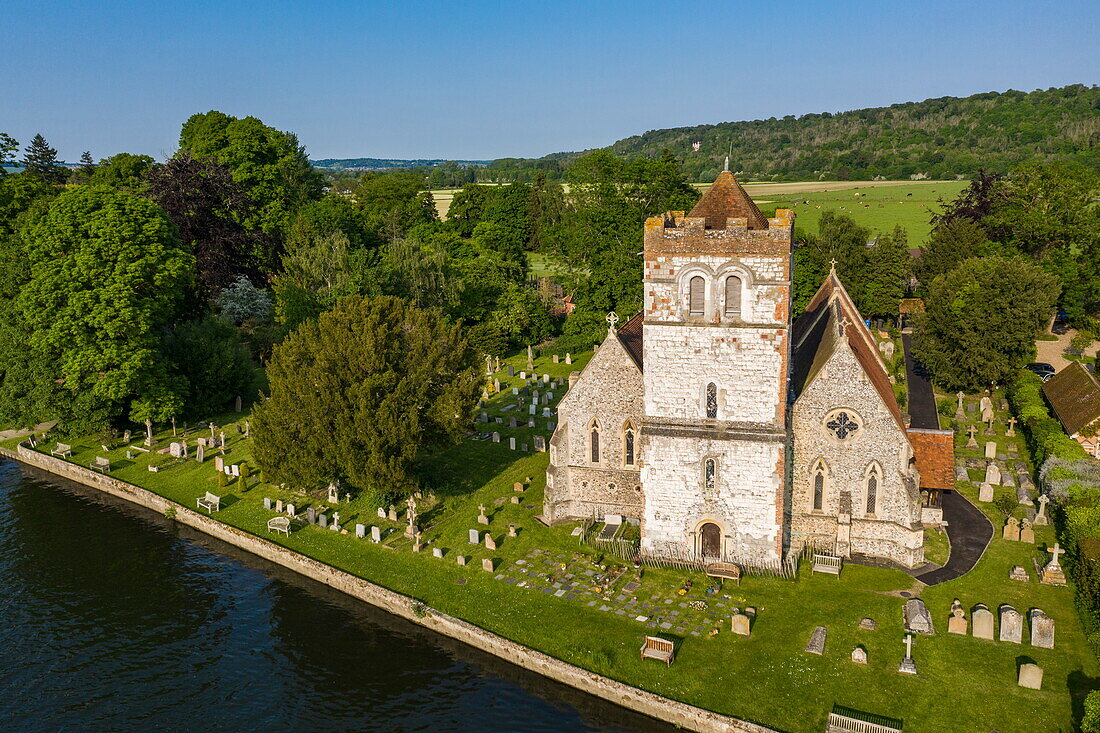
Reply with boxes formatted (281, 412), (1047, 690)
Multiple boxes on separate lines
(639, 169), (794, 564)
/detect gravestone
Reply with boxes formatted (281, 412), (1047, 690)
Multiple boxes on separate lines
(956, 466), (969, 482)
(972, 604), (994, 639)
(528, 405), (536, 416)
(859, 618), (877, 631)
(511, 496), (521, 504)
(307, 507), (316, 525)
(955, 391), (966, 420)
(468, 529), (480, 544)
(984, 462), (1001, 486)
(432, 547), (444, 559)
(966, 425), (978, 449)
(387, 505), (398, 522)
(275, 499), (283, 513)
(527, 418), (535, 428)
(491, 432), (500, 443)
(547, 421), (555, 431)
(1019, 518), (1035, 544)
(805, 626), (826, 655)
(377, 507), (387, 519)
(1018, 663), (1043, 690)
(1034, 494), (1050, 526)
(286, 504), (295, 518)
(355, 524), (365, 538)
(478, 411), (488, 423)
(564, 353), (571, 364)
(123, 429), (132, 443)
(978, 483), (995, 502)
(263, 497), (272, 510)
(999, 605), (1023, 643)
(484, 534), (497, 551)
(214, 455), (224, 473)
(730, 611), (751, 637)
(553, 354), (559, 364)
(851, 646), (867, 664)
(456, 555), (467, 566)
(533, 435), (545, 452)
(1003, 517), (1020, 541)
(904, 598), (935, 635)
(371, 526), (381, 543)
(482, 558), (495, 573)
(979, 395), (993, 414)
(170, 442), (182, 458)
(948, 599), (968, 635)
(1006, 417), (1017, 436)
(1010, 565), (1030, 582)
(318, 513), (328, 528)
(513, 482), (524, 492)
(507, 365), (515, 377)
(883, 341), (895, 359)
(898, 634), (918, 675)
(1040, 543), (1067, 586)
(1030, 609), (1054, 648)
(508, 417), (517, 428)
(984, 441), (997, 459)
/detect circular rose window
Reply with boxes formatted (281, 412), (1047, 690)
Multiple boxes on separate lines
(823, 409), (861, 442)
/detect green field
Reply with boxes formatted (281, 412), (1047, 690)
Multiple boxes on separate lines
(10, 350), (1095, 732)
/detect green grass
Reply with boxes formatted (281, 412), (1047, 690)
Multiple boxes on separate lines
(754, 181), (969, 246)
(16, 352), (1099, 732)
(923, 527), (950, 567)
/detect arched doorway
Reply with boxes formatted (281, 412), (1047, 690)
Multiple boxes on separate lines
(700, 522), (722, 559)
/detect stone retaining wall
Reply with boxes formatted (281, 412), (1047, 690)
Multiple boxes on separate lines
(0, 443), (772, 733)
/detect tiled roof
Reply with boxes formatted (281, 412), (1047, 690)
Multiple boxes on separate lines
(907, 429), (955, 492)
(1043, 362), (1100, 436)
(616, 311), (644, 371)
(791, 271), (904, 430)
(688, 170), (769, 230)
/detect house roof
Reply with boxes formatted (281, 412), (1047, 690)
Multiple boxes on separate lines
(688, 170), (769, 230)
(907, 429), (955, 492)
(616, 311), (644, 370)
(791, 270), (905, 430)
(1043, 362), (1100, 436)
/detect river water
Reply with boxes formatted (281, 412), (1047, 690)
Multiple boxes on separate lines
(0, 459), (669, 732)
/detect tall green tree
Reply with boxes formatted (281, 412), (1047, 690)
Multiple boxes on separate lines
(21, 133), (67, 185)
(164, 316), (254, 418)
(0, 133), (21, 175)
(13, 186), (196, 431)
(251, 295), (481, 501)
(913, 256), (1060, 389)
(352, 171), (437, 242)
(916, 217), (995, 289)
(87, 152), (156, 190)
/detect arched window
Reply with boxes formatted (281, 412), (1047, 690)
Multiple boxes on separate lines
(704, 458), (716, 490)
(623, 423), (636, 467)
(688, 276), (705, 316)
(813, 465), (825, 511)
(705, 382), (718, 419)
(724, 275), (742, 317)
(590, 421), (600, 463)
(865, 464), (880, 515)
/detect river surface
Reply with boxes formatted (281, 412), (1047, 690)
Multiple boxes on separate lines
(0, 458), (670, 732)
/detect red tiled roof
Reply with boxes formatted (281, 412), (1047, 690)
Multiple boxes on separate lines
(688, 170), (769, 230)
(907, 429), (955, 492)
(616, 311), (644, 370)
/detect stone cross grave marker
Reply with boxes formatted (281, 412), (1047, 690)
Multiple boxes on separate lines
(966, 425), (978, 449)
(477, 505), (489, 525)
(1034, 494), (1050, 525)
(1041, 542), (1067, 586)
(999, 605), (1023, 643)
(899, 634), (917, 674)
(1006, 417), (1017, 436)
(955, 391), (966, 419)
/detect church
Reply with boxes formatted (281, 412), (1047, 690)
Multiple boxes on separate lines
(544, 169), (951, 569)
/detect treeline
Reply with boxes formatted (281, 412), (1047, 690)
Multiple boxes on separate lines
(387, 85), (1098, 185)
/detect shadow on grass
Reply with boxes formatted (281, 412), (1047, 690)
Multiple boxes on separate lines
(1068, 670), (1100, 728)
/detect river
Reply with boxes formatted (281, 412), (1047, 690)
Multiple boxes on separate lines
(0, 459), (669, 732)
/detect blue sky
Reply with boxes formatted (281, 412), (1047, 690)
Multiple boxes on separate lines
(3, 0), (1097, 161)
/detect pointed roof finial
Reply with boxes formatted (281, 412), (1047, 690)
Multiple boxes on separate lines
(605, 311), (619, 335)
(828, 258), (838, 274)
(723, 155), (729, 173)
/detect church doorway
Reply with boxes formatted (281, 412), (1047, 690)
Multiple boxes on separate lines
(700, 522), (722, 559)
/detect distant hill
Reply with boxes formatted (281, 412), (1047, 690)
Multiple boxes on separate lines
(484, 84), (1099, 183)
(310, 157), (490, 171)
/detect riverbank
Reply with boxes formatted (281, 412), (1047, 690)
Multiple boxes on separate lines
(0, 442), (767, 733)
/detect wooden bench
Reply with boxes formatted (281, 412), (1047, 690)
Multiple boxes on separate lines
(705, 562), (742, 585)
(51, 443), (72, 458)
(267, 516), (291, 536)
(197, 492), (221, 513)
(812, 554), (843, 576)
(639, 636), (675, 666)
(89, 456), (111, 473)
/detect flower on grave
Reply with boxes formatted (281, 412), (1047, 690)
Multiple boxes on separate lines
(677, 589), (687, 595)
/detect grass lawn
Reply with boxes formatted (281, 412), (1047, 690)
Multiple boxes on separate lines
(12, 348), (1098, 732)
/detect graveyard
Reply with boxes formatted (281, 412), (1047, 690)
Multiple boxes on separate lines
(5, 347), (1097, 733)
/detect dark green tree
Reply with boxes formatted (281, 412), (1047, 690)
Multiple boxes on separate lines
(916, 217), (995, 290)
(0, 133), (18, 174)
(87, 152), (156, 190)
(164, 316), (254, 418)
(21, 133), (67, 185)
(251, 295), (481, 501)
(913, 257), (1060, 389)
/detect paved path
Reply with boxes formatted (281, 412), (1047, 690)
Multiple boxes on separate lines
(902, 334), (939, 430)
(914, 492), (993, 585)
(1034, 330), (1087, 372)
(0, 423), (54, 441)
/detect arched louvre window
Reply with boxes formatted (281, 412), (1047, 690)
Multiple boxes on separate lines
(866, 465), (879, 515)
(705, 383), (718, 419)
(689, 276), (705, 315)
(623, 424), (636, 467)
(813, 468), (824, 511)
(724, 275), (742, 316)
(704, 458), (716, 489)
(590, 422), (600, 463)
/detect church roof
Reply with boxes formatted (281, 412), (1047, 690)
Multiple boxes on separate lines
(616, 311), (644, 370)
(791, 270), (905, 430)
(1043, 362), (1100, 436)
(688, 170), (769, 230)
(907, 429), (955, 492)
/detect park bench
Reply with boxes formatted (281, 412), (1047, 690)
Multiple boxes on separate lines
(704, 562), (742, 585)
(89, 456), (111, 473)
(197, 492), (221, 514)
(267, 516), (291, 537)
(639, 636), (675, 666)
(812, 554), (843, 576)
(51, 443), (72, 458)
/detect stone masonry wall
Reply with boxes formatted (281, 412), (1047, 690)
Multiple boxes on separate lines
(790, 342), (925, 567)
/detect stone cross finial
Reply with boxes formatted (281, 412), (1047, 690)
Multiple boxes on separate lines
(723, 155), (729, 173)
(1048, 542), (1064, 567)
(828, 258), (838, 273)
(606, 311), (619, 334)
(903, 633), (913, 658)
